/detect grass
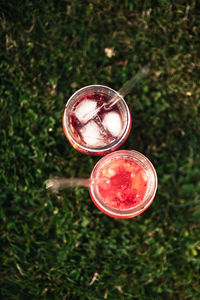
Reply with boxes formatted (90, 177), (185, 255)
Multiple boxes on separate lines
(1, 0), (200, 299)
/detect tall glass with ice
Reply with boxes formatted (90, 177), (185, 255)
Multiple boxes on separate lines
(63, 85), (131, 156)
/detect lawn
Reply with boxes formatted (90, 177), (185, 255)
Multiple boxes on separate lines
(1, 1), (200, 299)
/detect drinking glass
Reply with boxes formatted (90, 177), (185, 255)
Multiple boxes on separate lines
(63, 85), (131, 156)
(89, 150), (157, 218)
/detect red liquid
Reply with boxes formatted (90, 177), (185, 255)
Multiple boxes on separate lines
(97, 158), (148, 210)
(69, 92), (123, 147)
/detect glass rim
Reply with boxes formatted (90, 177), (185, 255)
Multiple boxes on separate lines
(63, 85), (131, 154)
(89, 150), (158, 218)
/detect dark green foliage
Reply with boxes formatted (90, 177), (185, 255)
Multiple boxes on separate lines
(1, 1), (200, 299)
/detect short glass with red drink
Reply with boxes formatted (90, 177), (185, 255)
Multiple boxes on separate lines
(63, 85), (131, 156)
(89, 150), (157, 218)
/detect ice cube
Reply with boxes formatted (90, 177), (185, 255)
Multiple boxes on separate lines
(141, 170), (148, 182)
(80, 120), (105, 147)
(74, 99), (97, 123)
(102, 111), (122, 137)
(107, 167), (116, 177)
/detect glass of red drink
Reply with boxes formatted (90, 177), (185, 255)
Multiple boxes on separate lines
(89, 150), (157, 218)
(63, 85), (131, 156)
